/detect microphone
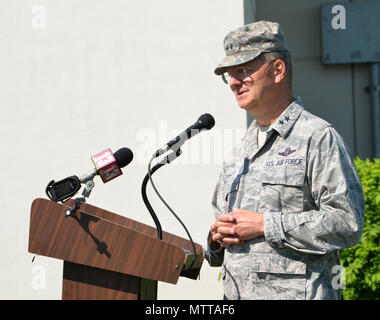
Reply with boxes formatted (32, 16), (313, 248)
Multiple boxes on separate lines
(46, 147), (133, 202)
(89, 147), (133, 183)
(144, 115), (215, 271)
(153, 113), (215, 157)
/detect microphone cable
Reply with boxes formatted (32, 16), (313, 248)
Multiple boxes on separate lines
(147, 154), (197, 273)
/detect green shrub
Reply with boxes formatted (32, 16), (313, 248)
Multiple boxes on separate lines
(340, 157), (380, 300)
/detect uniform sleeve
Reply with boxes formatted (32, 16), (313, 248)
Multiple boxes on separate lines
(264, 126), (365, 254)
(204, 171), (225, 267)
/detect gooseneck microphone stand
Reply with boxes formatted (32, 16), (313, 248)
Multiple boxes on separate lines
(141, 148), (182, 240)
(140, 148), (197, 273)
(141, 162), (165, 240)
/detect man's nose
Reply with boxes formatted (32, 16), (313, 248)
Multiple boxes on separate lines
(229, 75), (243, 88)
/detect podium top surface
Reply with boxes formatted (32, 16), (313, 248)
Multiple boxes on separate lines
(29, 198), (203, 284)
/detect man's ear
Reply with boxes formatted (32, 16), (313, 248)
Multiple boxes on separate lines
(273, 59), (286, 84)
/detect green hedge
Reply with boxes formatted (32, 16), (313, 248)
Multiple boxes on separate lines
(340, 158), (380, 300)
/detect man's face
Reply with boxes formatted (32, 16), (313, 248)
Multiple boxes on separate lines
(226, 56), (275, 113)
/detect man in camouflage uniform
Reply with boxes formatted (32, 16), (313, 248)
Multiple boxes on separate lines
(204, 21), (365, 299)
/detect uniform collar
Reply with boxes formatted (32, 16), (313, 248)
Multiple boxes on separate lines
(271, 97), (304, 139)
(246, 97), (304, 140)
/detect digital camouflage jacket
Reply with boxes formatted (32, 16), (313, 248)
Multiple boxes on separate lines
(205, 98), (365, 300)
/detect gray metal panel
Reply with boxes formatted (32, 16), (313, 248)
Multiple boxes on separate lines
(321, 1), (380, 64)
(255, 0), (351, 59)
(370, 63), (380, 158)
(352, 63), (373, 159)
(293, 59), (356, 154)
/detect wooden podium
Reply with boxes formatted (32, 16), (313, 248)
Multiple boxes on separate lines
(28, 198), (203, 300)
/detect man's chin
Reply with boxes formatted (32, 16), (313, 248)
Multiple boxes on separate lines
(237, 102), (252, 111)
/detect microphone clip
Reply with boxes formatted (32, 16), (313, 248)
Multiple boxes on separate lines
(65, 197), (85, 218)
(65, 179), (95, 217)
(157, 148), (182, 165)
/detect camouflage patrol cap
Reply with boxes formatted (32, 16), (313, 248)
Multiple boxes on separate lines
(214, 21), (289, 75)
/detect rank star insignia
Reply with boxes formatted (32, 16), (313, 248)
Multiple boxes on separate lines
(225, 43), (233, 51)
(278, 147), (296, 157)
(279, 116), (290, 125)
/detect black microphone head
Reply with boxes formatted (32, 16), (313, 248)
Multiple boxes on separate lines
(114, 147), (134, 168)
(196, 113), (215, 130)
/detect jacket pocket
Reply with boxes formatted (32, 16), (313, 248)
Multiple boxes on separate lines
(258, 165), (305, 214)
(250, 253), (307, 300)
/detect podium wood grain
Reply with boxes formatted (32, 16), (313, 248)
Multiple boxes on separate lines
(28, 198), (202, 299)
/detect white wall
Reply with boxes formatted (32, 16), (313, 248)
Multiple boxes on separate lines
(0, 1), (245, 299)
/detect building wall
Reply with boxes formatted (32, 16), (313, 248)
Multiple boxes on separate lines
(246, 0), (374, 159)
(0, 0), (245, 299)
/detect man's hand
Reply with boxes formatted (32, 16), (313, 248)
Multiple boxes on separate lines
(210, 210), (264, 247)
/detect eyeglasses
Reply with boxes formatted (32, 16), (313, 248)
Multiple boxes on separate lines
(221, 67), (256, 84)
(221, 59), (277, 84)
